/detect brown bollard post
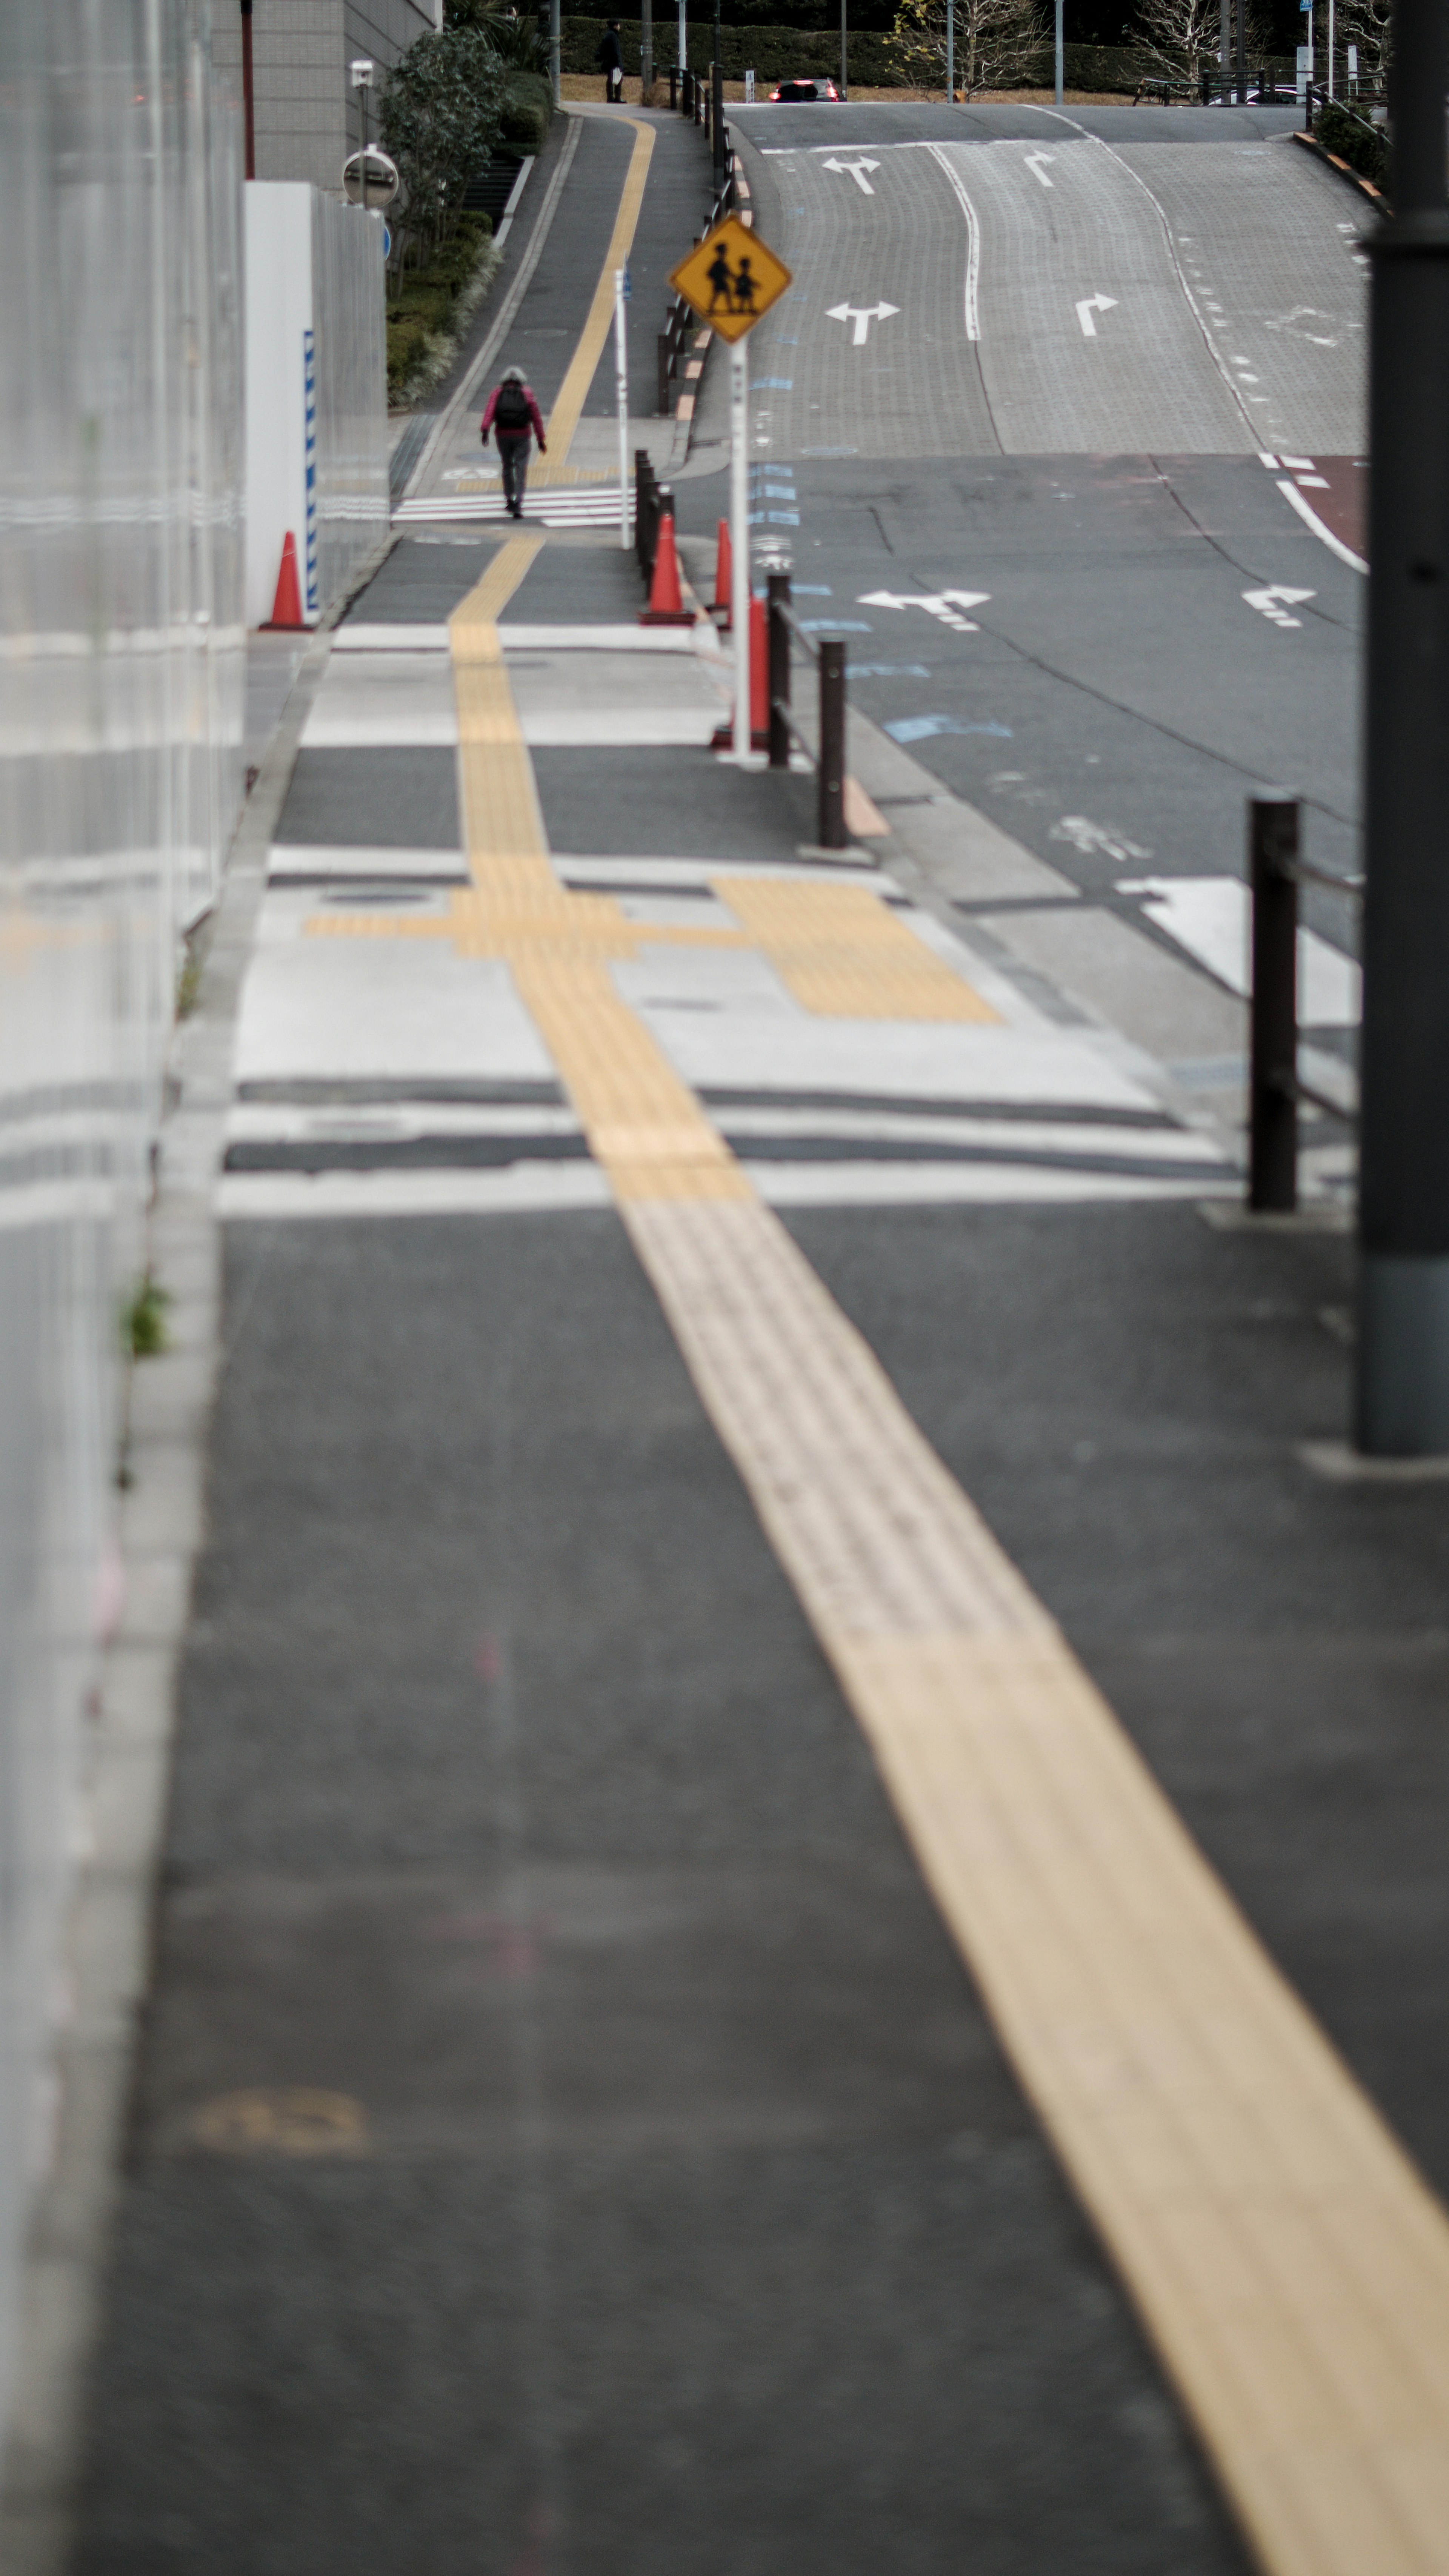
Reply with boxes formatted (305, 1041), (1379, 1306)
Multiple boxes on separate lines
(767, 573), (791, 771)
(818, 642), (846, 850)
(1249, 794), (1300, 1212)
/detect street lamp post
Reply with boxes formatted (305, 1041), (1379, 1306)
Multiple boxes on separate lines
(841, 0), (848, 99)
(240, 0), (255, 178)
(1355, 0), (1449, 1452)
(1055, 0), (1064, 105)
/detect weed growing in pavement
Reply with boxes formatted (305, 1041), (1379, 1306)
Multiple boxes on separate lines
(123, 1278), (171, 1359)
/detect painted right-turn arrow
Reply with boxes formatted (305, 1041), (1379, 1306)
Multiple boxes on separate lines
(1075, 293), (1118, 337)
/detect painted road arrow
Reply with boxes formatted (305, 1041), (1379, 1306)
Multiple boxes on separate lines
(1024, 151), (1055, 188)
(822, 157), (881, 194)
(1075, 293), (1118, 337)
(827, 300), (900, 346)
(1243, 584), (1316, 628)
(858, 588), (991, 632)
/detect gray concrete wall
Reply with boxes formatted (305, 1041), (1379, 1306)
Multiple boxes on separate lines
(212, 0), (440, 196)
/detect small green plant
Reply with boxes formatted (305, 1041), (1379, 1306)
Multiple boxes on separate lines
(124, 1277), (171, 1359)
(176, 953), (202, 1018)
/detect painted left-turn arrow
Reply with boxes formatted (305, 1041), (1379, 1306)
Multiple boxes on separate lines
(1076, 293), (1118, 337)
(827, 300), (900, 346)
(858, 587), (991, 632)
(822, 156), (881, 194)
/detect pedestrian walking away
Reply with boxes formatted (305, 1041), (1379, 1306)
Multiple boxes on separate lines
(480, 365), (547, 518)
(598, 18), (624, 99)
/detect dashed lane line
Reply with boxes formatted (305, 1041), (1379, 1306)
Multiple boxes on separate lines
(309, 540), (1449, 2576)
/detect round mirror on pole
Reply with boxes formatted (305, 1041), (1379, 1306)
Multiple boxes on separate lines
(342, 148), (400, 210)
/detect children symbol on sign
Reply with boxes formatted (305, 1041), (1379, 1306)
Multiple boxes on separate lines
(705, 243), (760, 318)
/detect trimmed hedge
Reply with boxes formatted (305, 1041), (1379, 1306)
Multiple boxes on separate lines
(1315, 99), (1389, 191)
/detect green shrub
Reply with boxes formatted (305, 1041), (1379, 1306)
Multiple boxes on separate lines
(501, 69), (555, 150)
(387, 212), (494, 401)
(1316, 100), (1389, 192)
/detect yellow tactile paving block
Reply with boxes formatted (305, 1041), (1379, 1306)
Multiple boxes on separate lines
(714, 875), (1000, 1022)
(307, 505), (1449, 2576)
(451, 538), (543, 639)
(619, 1190), (1449, 2576)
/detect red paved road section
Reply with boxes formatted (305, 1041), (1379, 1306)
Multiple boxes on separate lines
(1277, 453), (1368, 561)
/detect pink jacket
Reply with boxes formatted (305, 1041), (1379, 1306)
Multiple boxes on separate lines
(481, 382), (546, 443)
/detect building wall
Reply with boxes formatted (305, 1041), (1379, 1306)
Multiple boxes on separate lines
(212, 0), (441, 196)
(0, 0), (243, 2453)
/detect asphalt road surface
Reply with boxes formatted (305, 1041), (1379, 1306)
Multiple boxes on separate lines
(677, 105), (1366, 1029)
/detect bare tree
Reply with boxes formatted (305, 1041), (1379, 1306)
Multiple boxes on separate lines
(892, 0), (1045, 95)
(1335, 0), (1392, 85)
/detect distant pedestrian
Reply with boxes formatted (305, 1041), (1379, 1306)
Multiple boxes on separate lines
(480, 366), (546, 519)
(598, 19), (623, 100)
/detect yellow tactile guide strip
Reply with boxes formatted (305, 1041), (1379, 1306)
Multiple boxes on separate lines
(320, 547), (1449, 2576)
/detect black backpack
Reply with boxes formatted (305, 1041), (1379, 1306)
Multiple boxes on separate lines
(494, 379), (530, 433)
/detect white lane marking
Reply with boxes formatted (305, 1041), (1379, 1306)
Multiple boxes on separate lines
(1117, 876), (1361, 1025)
(822, 156), (880, 193)
(826, 299), (899, 346)
(1277, 479), (1368, 574)
(858, 587), (990, 632)
(1076, 292), (1118, 337)
(1243, 584), (1316, 628)
(1024, 151), (1056, 187)
(922, 141), (981, 343)
(1049, 815), (1152, 865)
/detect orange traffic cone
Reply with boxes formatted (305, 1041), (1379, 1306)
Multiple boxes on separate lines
(262, 531), (305, 630)
(711, 593), (772, 751)
(711, 517), (732, 623)
(639, 501), (695, 628)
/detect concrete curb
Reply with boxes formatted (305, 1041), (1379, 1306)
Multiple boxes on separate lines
(0, 528), (373, 2572)
(1291, 123), (1387, 209)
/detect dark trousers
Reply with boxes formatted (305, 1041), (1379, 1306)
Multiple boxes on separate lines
(605, 65), (623, 98)
(497, 433), (531, 513)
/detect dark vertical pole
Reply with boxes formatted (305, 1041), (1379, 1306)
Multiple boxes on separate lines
(841, 0), (848, 98)
(1248, 797), (1300, 1214)
(1356, 0), (1449, 1452)
(818, 643), (846, 849)
(712, 59), (725, 191)
(1236, 0), (1247, 100)
(642, 0), (654, 94)
(768, 573), (791, 770)
(657, 333), (670, 415)
(240, 0), (255, 179)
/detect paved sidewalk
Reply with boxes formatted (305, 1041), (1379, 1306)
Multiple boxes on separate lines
(68, 100), (1449, 2576)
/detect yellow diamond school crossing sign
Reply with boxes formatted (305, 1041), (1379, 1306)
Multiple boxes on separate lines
(669, 215), (792, 343)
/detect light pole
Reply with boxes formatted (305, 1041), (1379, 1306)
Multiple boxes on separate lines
(841, 0), (848, 99)
(240, 0), (255, 177)
(642, 0), (653, 93)
(350, 55), (374, 161)
(1355, 0), (1449, 1451)
(1055, 0), (1064, 104)
(946, 0), (953, 99)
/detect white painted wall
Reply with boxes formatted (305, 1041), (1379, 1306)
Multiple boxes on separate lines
(245, 183), (388, 629)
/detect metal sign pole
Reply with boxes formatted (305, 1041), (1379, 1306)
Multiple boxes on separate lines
(1055, 0), (1064, 103)
(614, 268), (630, 551)
(946, 0), (954, 99)
(730, 338), (750, 759)
(1355, 0), (1449, 1452)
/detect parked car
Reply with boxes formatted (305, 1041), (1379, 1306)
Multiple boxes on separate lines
(769, 77), (841, 100)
